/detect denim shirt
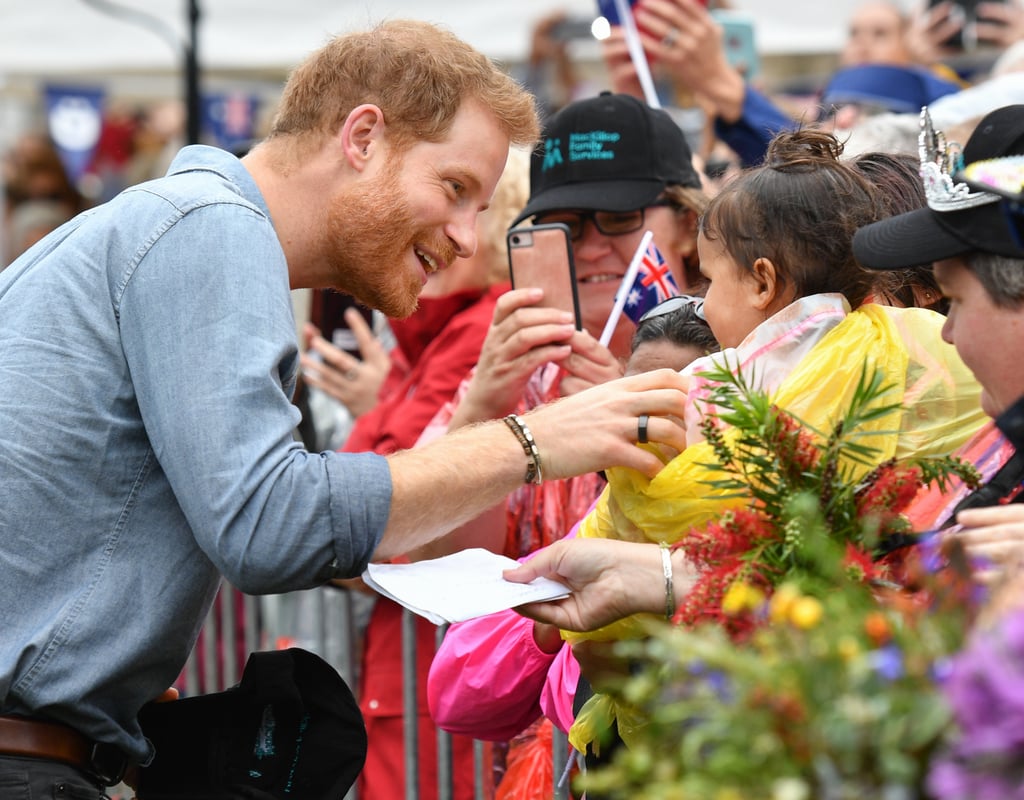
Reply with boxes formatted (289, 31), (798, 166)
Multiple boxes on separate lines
(0, 145), (392, 761)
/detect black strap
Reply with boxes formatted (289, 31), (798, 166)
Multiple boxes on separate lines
(873, 450), (1024, 559)
(996, 395), (1024, 452)
(947, 451), (1024, 521)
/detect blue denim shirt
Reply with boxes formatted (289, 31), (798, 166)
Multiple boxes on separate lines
(0, 145), (391, 761)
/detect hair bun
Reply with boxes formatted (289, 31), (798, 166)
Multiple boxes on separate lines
(766, 129), (845, 171)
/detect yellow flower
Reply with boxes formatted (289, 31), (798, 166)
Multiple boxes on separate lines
(837, 635), (861, 661)
(769, 583), (802, 624)
(789, 596), (824, 629)
(722, 581), (765, 615)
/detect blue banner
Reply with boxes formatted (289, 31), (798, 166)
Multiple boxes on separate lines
(44, 84), (105, 182)
(202, 91), (260, 153)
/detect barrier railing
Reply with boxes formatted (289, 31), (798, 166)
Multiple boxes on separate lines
(182, 583), (574, 799)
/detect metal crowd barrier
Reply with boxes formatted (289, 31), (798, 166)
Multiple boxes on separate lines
(182, 583), (573, 800)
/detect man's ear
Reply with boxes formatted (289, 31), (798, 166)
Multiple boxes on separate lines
(339, 104), (386, 172)
(750, 256), (790, 312)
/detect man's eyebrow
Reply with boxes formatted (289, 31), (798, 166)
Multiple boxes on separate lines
(451, 163), (483, 189)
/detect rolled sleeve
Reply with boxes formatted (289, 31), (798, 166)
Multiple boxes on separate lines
(324, 451), (392, 577)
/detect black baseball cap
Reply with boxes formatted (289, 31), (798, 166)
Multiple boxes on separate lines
(853, 104), (1024, 270)
(511, 92), (701, 227)
(136, 648), (366, 800)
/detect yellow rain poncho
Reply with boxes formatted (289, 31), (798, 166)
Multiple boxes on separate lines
(567, 298), (987, 753)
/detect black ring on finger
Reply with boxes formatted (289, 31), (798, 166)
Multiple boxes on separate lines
(637, 414), (650, 445)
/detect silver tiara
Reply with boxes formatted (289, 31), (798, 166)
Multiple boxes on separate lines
(919, 106), (1000, 213)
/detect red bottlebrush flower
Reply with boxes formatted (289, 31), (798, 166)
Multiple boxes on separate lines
(679, 508), (778, 569)
(680, 521), (750, 565)
(843, 543), (877, 582)
(676, 561), (769, 641)
(725, 507), (777, 542)
(770, 405), (822, 476)
(856, 463), (925, 519)
(676, 561), (743, 629)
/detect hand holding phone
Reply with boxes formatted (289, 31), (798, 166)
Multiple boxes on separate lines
(711, 11), (759, 80)
(507, 224), (582, 330)
(925, 0), (1008, 51)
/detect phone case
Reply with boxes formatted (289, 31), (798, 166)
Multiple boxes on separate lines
(507, 223), (582, 330)
(711, 11), (759, 80)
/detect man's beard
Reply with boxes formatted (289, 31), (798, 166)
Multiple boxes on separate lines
(322, 159), (454, 319)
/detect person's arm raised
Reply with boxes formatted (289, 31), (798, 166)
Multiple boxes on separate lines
(447, 288), (576, 430)
(374, 368), (689, 560)
(622, 0), (747, 122)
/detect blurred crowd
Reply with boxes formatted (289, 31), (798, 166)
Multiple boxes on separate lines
(1, 100), (186, 265)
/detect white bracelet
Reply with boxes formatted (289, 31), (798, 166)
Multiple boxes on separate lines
(660, 541), (674, 621)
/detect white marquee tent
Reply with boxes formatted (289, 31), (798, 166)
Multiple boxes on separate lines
(0, 0), (875, 165)
(0, 0), (867, 77)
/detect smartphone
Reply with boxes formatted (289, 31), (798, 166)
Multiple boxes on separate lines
(507, 223), (582, 330)
(550, 16), (596, 41)
(927, 0), (1007, 51)
(711, 11), (760, 80)
(310, 290), (374, 358)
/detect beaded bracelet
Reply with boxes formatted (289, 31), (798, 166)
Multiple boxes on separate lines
(502, 413), (543, 485)
(659, 541), (674, 621)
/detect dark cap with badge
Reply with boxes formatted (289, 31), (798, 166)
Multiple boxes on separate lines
(136, 648), (366, 800)
(853, 104), (1024, 270)
(511, 92), (701, 227)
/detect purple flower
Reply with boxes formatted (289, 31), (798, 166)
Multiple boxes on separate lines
(916, 530), (945, 574)
(870, 643), (904, 681)
(930, 656), (954, 685)
(928, 609), (1024, 798)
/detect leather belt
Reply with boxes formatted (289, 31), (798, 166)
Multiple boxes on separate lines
(0, 715), (129, 786)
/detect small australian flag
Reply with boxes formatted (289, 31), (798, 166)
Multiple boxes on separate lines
(622, 242), (679, 324)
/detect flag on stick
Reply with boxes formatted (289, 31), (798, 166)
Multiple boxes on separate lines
(622, 239), (679, 324)
(599, 232), (680, 346)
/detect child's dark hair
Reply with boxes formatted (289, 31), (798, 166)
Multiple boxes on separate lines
(851, 150), (948, 314)
(699, 129), (880, 308)
(631, 302), (719, 355)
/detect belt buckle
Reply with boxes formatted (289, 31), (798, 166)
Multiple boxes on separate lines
(88, 742), (129, 786)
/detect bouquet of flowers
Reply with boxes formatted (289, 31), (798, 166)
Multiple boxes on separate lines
(673, 362), (979, 637)
(579, 363), (989, 800)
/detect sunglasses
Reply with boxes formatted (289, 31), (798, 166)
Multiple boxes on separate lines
(638, 294), (706, 323)
(534, 200), (680, 242)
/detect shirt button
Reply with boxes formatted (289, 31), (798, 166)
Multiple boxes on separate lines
(368, 699), (379, 710)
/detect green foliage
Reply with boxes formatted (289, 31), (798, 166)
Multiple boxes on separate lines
(580, 363), (983, 799)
